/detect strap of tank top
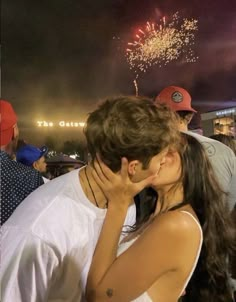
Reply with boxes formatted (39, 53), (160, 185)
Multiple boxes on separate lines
(177, 210), (203, 298)
(179, 210), (202, 234)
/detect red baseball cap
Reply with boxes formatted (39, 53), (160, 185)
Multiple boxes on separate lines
(154, 86), (197, 113)
(0, 100), (18, 146)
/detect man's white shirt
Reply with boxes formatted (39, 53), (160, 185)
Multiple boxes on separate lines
(1, 168), (136, 302)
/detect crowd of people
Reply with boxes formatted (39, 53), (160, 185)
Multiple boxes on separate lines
(0, 86), (236, 302)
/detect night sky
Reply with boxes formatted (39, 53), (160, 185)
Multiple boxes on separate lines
(2, 0), (236, 126)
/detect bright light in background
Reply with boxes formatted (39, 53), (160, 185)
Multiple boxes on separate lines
(37, 121), (54, 127)
(37, 121), (86, 127)
(126, 12), (198, 96)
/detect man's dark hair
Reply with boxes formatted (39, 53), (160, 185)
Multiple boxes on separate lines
(84, 96), (180, 172)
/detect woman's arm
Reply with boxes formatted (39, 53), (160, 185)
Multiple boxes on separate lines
(86, 211), (194, 301)
(86, 159), (196, 302)
(86, 157), (158, 298)
(86, 202), (129, 301)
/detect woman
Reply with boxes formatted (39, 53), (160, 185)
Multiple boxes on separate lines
(86, 133), (235, 302)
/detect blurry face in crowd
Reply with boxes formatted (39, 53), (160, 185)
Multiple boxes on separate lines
(11, 125), (20, 155)
(33, 156), (47, 173)
(130, 148), (168, 183)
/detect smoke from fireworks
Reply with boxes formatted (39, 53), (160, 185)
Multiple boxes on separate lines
(126, 12), (198, 78)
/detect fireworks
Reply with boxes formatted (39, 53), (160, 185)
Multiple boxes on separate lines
(126, 12), (198, 76)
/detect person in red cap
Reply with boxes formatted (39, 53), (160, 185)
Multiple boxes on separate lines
(0, 100), (44, 225)
(0, 99), (19, 152)
(155, 85), (197, 131)
(154, 85), (236, 211)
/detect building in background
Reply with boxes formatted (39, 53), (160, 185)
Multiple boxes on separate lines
(201, 107), (236, 138)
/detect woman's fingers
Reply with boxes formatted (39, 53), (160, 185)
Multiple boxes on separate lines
(91, 167), (107, 193)
(134, 174), (158, 194)
(92, 155), (157, 205)
(93, 158), (107, 183)
(95, 154), (116, 181)
(119, 157), (129, 180)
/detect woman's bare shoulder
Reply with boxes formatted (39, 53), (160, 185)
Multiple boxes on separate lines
(148, 209), (201, 243)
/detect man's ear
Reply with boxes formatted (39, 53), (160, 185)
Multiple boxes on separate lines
(127, 160), (139, 176)
(32, 161), (38, 170)
(185, 113), (194, 125)
(12, 124), (19, 140)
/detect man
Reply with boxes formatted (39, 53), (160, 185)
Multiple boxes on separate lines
(16, 144), (49, 183)
(0, 100), (44, 225)
(1, 96), (179, 302)
(155, 85), (236, 211)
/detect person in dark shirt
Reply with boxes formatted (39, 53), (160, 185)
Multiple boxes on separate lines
(0, 100), (44, 225)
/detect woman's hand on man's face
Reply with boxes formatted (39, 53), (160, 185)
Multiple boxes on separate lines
(92, 156), (158, 209)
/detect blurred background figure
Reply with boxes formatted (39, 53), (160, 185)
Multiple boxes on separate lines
(46, 153), (85, 178)
(210, 133), (236, 155)
(0, 100), (44, 225)
(16, 144), (49, 183)
(154, 85), (236, 211)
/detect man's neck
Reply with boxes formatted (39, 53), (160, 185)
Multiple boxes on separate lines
(79, 165), (108, 209)
(0, 145), (14, 159)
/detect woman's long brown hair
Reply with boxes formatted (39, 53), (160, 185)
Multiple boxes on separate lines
(134, 133), (235, 301)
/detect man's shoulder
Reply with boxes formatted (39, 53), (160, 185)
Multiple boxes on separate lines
(1, 152), (44, 192)
(1, 152), (41, 177)
(5, 170), (86, 225)
(186, 131), (235, 158)
(4, 190), (98, 252)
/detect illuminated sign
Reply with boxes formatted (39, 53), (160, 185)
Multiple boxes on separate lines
(216, 109), (235, 116)
(37, 121), (54, 127)
(37, 121), (85, 127)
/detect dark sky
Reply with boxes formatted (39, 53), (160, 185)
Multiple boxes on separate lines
(2, 0), (236, 124)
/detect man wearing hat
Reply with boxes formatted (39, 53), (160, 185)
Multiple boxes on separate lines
(155, 86), (197, 131)
(0, 100), (44, 225)
(16, 144), (49, 183)
(154, 85), (236, 211)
